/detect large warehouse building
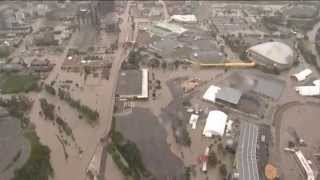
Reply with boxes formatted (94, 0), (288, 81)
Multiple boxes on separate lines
(117, 69), (149, 99)
(203, 110), (228, 137)
(246, 41), (294, 70)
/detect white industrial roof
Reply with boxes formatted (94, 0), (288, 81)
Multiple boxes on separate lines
(292, 68), (312, 81)
(248, 41), (293, 65)
(171, 15), (197, 23)
(202, 85), (221, 103)
(155, 22), (188, 34)
(203, 110), (227, 137)
(295, 79), (320, 96)
(138, 68), (149, 98)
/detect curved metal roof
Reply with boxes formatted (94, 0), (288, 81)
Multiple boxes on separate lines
(248, 41), (294, 65)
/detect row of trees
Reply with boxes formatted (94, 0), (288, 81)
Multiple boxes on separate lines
(58, 88), (99, 124)
(12, 131), (54, 180)
(208, 149), (228, 177)
(44, 84), (99, 124)
(223, 35), (250, 55)
(39, 98), (55, 121)
(56, 115), (73, 137)
(0, 96), (54, 180)
(108, 130), (149, 179)
(0, 96), (32, 128)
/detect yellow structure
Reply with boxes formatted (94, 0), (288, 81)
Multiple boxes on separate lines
(265, 164), (278, 180)
(183, 58), (256, 68)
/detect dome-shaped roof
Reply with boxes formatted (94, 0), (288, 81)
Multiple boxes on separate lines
(248, 41), (294, 65)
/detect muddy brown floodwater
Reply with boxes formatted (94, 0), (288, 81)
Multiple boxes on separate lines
(275, 102), (320, 180)
(116, 108), (184, 180)
(0, 113), (30, 180)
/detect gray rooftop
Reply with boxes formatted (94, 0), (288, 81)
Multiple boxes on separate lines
(216, 87), (242, 105)
(190, 50), (224, 64)
(285, 5), (317, 18)
(253, 75), (285, 100)
(225, 70), (285, 100)
(117, 69), (142, 96)
(151, 37), (180, 52)
(237, 122), (260, 180)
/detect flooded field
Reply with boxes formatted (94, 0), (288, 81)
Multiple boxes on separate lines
(0, 114), (30, 180)
(276, 102), (320, 180)
(116, 108), (184, 179)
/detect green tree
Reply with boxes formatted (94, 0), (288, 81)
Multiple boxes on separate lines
(208, 150), (218, 167)
(219, 164), (227, 177)
(44, 84), (56, 95)
(161, 61), (167, 70)
(12, 131), (54, 180)
(128, 50), (141, 67)
(39, 98), (55, 121)
(0, 46), (10, 58)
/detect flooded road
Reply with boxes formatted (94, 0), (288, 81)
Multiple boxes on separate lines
(26, 2), (134, 180)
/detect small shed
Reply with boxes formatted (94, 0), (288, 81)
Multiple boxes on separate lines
(292, 68), (312, 81)
(189, 114), (199, 129)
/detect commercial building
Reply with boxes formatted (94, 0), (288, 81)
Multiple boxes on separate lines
(202, 110), (228, 137)
(216, 87), (242, 105)
(295, 80), (320, 96)
(202, 85), (242, 106)
(170, 14), (197, 23)
(235, 122), (260, 180)
(0, 9), (32, 35)
(0, 63), (25, 72)
(246, 41), (294, 70)
(117, 69), (149, 99)
(292, 69), (312, 82)
(202, 85), (221, 103)
(226, 71), (286, 100)
(155, 21), (188, 34)
(189, 50), (225, 64)
(30, 59), (53, 72)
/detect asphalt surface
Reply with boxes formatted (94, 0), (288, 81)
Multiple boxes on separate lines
(238, 122), (259, 180)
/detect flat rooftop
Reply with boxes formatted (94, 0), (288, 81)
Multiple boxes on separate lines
(237, 122), (260, 180)
(117, 69), (142, 96)
(216, 87), (242, 105)
(117, 69), (149, 99)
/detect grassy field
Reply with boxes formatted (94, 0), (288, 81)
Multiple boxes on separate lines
(0, 73), (39, 94)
